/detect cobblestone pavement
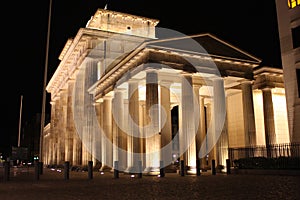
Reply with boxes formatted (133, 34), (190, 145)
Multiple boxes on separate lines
(1, 167), (300, 200)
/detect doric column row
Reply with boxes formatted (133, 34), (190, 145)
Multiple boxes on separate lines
(44, 67), (237, 171)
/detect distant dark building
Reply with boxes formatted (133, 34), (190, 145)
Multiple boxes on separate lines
(21, 113), (49, 162)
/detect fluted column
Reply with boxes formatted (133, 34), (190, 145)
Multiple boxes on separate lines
(60, 90), (68, 165)
(112, 89), (127, 171)
(94, 101), (104, 165)
(56, 95), (65, 165)
(193, 84), (204, 168)
(100, 95), (113, 171)
(160, 80), (173, 167)
(241, 81), (257, 147)
(180, 73), (196, 171)
(49, 101), (56, 165)
(145, 70), (160, 173)
(213, 78), (228, 168)
(66, 81), (75, 165)
(262, 88), (276, 157)
(126, 80), (141, 173)
(199, 96), (207, 168)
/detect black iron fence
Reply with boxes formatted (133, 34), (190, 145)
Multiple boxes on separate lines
(229, 143), (300, 169)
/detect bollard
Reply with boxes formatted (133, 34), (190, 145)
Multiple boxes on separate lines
(180, 160), (185, 176)
(137, 160), (142, 178)
(88, 161), (93, 180)
(39, 162), (43, 175)
(226, 159), (231, 175)
(34, 161), (40, 180)
(64, 161), (70, 180)
(114, 161), (119, 179)
(160, 160), (165, 177)
(196, 159), (201, 176)
(211, 159), (216, 175)
(3, 161), (10, 182)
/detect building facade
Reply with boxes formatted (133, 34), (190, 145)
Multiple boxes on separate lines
(42, 8), (290, 174)
(275, 0), (300, 144)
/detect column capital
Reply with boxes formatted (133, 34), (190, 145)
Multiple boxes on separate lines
(262, 87), (273, 92)
(127, 78), (140, 84)
(114, 88), (126, 93)
(159, 80), (173, 88)
(103, 91), (114, 100)
(241, 79), (254, 84)
(181, 71), (192, 77)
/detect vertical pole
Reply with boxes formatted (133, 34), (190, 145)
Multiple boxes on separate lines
(226, 159), (231, 175)
(17, 95), (23, 166)
(114, 161), (119, 179)
(211, 159), (216, 175)
(137, 160), (142, 178)
(18, 95), (23, 148)
(160, 160), (165, 177)
(88, 161), (93, 180)
(64, 161), (70, 180)
(180, 160), (185, 176)
(196, 159), (201, 176)
(39, 0), (52, 165)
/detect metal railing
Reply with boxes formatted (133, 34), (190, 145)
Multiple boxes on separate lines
(228, 143), (300, 169)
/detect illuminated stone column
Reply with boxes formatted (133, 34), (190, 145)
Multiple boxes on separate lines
(72, 127), (82, 166)
(60, 90), (68, 164)
(112, 89), (127, 171)
(241, 81), (257, 147)
(262, 88), (276, 157)
(193, 84), (204, 168)
(145, 70), (160, 174)
(126, 79), (141, 173)
(100, 94), (113, 171)
(49, 101), (56, 165)
(160, 80), (173, 168)
(82, 59), (98, 165)
(199, 96), (207, 168)
(139, 101), (146, 169)
(65, 81), (75, 165)
(180, 73), (196, 172)
(213, 78), (228, 168)
(56, 95), (65, 165)
(94, 100), (103, 166)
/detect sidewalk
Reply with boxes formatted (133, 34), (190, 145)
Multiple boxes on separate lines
(1, 167), (300, 200)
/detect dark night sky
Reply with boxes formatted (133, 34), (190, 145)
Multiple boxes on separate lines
(1, 0), (282, 155)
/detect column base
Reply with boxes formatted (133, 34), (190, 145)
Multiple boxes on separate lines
(99, 165), (112, 172)
(124, 166), (139, 174)
(186, 166), (197, 175)
(143, 167), (160, 176)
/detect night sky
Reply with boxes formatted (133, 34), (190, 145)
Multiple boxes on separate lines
(1, 0), (282, 155)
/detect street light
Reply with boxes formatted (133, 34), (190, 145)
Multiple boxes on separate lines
(39, 0), (52, 164)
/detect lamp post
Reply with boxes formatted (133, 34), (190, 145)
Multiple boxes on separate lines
(18, 95), (23, 148)
(39, 0), (52, 164)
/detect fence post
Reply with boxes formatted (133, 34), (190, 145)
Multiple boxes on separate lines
(114, 161), (119, 179)
(211, 159), (216, 175)
(88, 161), (93, 180)
(226, 159), (231, 175)
(160, 160), (165, 177)
(180, 160), (185, 176)
(137, 160), (142, 178)
(196, 159), (201, 176)
(64, 161), (70, 180)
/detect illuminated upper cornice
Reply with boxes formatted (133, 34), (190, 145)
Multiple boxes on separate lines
(86, 8), (159, 38)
